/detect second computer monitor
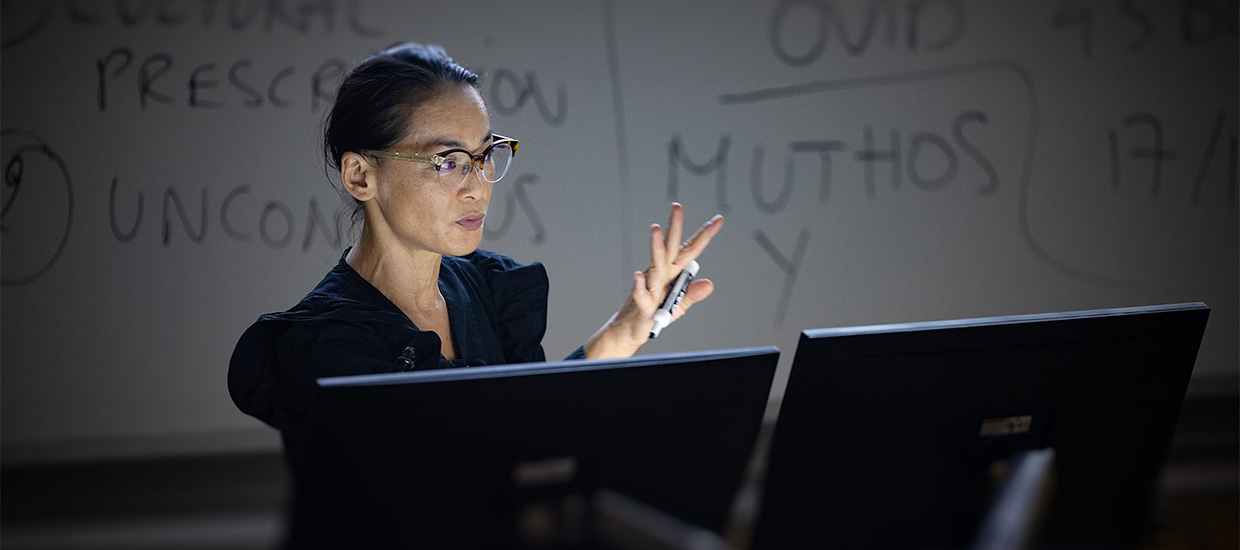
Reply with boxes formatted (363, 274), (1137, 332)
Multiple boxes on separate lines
(752, 303), (1209, 550)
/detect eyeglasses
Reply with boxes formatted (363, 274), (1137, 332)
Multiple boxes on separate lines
(361, 135), (519, 188)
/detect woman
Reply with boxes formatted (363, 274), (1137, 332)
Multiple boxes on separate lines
(228, 43), (721, 466)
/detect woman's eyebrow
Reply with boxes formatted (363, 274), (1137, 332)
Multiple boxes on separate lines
(425, 137), (465, 150)
(424, 132), (493, 152)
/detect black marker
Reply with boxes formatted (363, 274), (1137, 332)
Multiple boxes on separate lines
(650, 260), (699, 339)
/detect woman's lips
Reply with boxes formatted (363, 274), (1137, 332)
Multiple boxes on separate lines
(456, 213), (485, 231)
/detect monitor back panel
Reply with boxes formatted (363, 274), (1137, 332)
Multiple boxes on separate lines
(752, 304), (1209, 549)
(301, 347), (780, 547)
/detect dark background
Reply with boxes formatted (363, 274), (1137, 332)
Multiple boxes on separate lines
(3, 1), (1236, 548)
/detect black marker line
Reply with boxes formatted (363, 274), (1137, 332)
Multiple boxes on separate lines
(1, 2), (54, 49)
(109, 175), (143, 242)
(754, 227), (809, 327)
(1, 129), (74, 286)
(722, 59), (1152, 290)
(3, 154), (23, 221)
(721, 60), (1022, 105)
(602, 0), (633, 283)
(513, 173), (548, 245)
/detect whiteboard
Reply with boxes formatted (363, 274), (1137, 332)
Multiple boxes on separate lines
(2, 0), (1236, 461)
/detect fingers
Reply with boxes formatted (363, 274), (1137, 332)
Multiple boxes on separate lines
(632, 270), (657, 311)
(651, 203), (724, 266)
(642, 204), (723, 318)
(648, 225), (668, 293)
(649, 223), (666, 270)
(674, 214), (723, 266)
(665, 202), (684, 262)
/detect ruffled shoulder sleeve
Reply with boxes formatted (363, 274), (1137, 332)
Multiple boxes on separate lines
(463, 249), (550, 364)
(228, 296), (441, 432)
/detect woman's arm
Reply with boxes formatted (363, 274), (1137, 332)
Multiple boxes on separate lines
(583, 203), (723, 359)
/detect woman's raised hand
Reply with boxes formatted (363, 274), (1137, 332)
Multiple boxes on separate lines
(584, 203), (723, 359)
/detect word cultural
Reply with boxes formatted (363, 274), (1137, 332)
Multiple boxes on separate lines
(4, 0), (380, 48)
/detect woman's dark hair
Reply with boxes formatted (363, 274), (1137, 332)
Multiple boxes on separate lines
(323, 43), (480, 222)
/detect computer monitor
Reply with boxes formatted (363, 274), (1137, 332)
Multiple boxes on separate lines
(751, 303), (1210, 550)
(291, 346), (780, 549)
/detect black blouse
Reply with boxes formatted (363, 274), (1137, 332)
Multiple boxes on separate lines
(228, 248), (584, 440)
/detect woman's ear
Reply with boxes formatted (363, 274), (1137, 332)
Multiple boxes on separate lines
(340, 152), (376, 202)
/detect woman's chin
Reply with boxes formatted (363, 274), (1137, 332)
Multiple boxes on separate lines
(446, 236), (484, 256)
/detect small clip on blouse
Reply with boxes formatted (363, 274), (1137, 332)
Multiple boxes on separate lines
(397, 346), (417, 371)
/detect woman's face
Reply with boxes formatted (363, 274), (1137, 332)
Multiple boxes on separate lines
(370, 84), (493, 257)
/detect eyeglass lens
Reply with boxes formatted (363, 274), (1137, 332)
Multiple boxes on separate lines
(437, 142), (514, 186)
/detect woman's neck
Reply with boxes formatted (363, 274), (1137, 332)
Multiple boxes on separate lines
(346, 227), (458, 359)
(346, 232), (444, 312)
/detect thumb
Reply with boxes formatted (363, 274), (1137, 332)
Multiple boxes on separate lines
(671, 278), (715, 321)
